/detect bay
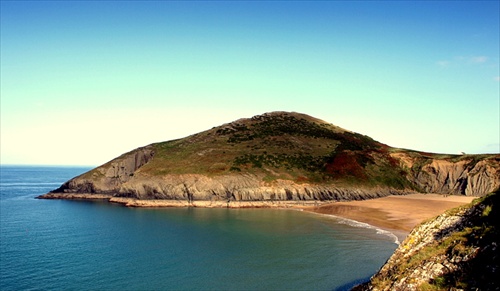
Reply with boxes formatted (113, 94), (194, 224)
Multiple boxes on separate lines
(0, 166), (396, 290)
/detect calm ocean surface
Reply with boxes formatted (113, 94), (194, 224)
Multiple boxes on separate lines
(0, 166), (397, 290)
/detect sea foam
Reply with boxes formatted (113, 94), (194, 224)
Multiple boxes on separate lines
(316, 213), (400, 245)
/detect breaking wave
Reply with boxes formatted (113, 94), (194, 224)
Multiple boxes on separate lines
(316, 213), (400, 245)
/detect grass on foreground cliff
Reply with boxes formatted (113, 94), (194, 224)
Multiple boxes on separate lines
(426, 191), (499, 290)
(373, 190), (499, 290)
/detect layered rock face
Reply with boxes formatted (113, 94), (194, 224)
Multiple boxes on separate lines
(52, 146), (155, 194)
(59, 174), (406, 202)
(356, 191), (499, 290)
(41, 112), (500, 202)
(392, 152), (500, 196)
(51, 148), (406, 201)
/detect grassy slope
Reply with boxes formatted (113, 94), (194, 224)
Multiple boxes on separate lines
(136, 112), (415, 189)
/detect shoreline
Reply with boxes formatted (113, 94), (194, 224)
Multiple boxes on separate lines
(38, 192), (476, 242)
(310, 210), (408, 244)
(303, 194), (476, 242)
(37, 193), (328, 208)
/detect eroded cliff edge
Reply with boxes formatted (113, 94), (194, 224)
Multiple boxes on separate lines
(392, 152), (500, 196)
(38, 112), (500, 203)
(355, 190), (499, 290)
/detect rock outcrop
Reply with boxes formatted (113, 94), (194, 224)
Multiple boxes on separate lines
(39, 112), (500, 203)
(47, 165), (407, 202)
(392, 152), (500, 196)
(355, 190), (499, 290)
(51, 146), (155, 194)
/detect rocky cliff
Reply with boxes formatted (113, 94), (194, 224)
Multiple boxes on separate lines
(391, 152), (500, 196)
(39, 112), (500, 202)
(355, 190), (499, 290)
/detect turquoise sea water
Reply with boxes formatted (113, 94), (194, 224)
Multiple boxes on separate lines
(0, 166), (397, 290)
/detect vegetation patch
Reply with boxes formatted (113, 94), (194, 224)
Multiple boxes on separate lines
(216, 113), (358, 143)
(424, 190), (499, 290)
(325, 151), (367, 180)
(232, 153), (326, 172)
(368, 190), (499, 290)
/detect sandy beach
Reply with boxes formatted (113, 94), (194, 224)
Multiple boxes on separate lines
(305, 194), (476, 241)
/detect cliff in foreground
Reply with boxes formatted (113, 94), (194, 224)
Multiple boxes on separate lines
(355, 189), (499, 290)
(39, 112), (500, 202)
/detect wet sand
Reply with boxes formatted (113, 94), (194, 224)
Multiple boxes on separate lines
(305, 194), (476, 242)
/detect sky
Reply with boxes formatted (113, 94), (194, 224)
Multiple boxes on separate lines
(1, 1), (499, 166)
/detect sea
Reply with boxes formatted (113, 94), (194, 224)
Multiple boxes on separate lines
(0, 165), (397, 291)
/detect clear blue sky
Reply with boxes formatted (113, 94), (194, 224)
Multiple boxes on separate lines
(1, 1), (499, 166)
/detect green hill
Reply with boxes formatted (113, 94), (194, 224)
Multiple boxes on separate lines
(141, 111), (409, 188)
(40, 112), (500, 202)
